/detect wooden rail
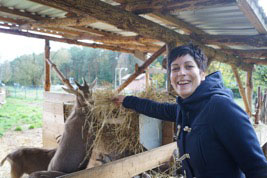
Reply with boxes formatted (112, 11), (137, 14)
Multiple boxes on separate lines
(59, 142), (177, 178)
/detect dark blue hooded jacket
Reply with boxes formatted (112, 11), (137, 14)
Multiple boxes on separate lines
(122, 71), (267, 178)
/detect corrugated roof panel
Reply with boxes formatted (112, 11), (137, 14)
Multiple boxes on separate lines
(89, 22), (138, 36)
(0, 0), (67, 18)
(172, 4), (259, 35)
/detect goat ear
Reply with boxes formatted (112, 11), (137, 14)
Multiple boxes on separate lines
(90, 78), (97, 89)
(62, 87), (77, 95)
(74, 80), (82, 89)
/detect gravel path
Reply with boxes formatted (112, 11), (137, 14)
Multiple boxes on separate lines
(0, 127), (42, 178)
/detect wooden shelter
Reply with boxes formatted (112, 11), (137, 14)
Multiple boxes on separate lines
(0, 0), (267, 177)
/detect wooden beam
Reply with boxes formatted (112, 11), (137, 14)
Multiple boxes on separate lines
(59, 142), (177, 178)
(22, 16), (97, 28)
(0, 28), (135, 53)
(70, 26), (119, 37)
(246, 66), (253, 116)
(28, 0), (251, 71)
(243, 58), (267, 65)
(80, 34), (159, 45)
(237, 0), (267, 34)
(191, 34), (267, 48)
(222, 49), (267, 59)
(44, 40), (51, 91)
(118, 0), (235, 14)
(0, 16), (26, 24)
(0, 6), (43, 20)
(231, 65), (251, 115)
(116, 45), (166, 93)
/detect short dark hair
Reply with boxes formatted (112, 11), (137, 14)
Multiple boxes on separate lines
(168, 44), (208, 72)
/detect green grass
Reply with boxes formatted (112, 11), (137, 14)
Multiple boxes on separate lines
(0, 98), (42, 137)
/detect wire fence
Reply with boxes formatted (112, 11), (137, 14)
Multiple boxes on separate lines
(5, 86), (44, 100)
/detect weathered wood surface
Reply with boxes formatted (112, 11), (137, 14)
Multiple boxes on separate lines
(116, 0), (234, 14)
(44, 40), (51, 91)
(192, 34), (267, 48)
(28, 0), (252, 71)
(231, 65), (251, 116)
(59, 142), (177, 178)
(43, 92), (75, 148)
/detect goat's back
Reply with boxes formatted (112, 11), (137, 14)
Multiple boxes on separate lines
(10, 148), (56, 173)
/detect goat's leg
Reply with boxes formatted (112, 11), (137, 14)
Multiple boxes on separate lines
(28, 170), (65, 178)
(10, 164), (23, 178)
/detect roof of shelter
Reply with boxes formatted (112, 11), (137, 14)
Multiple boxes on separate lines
(0, 0), (266, 70)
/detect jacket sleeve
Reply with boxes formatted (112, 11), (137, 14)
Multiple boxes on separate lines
(122, 96), (178, 122)
(210, 95), (267, 177)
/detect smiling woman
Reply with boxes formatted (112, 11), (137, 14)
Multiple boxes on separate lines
(113, 44), (267, 178)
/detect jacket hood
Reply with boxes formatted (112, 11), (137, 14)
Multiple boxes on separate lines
(177, 71), (233, 111)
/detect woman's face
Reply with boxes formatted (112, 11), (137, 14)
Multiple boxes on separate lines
(170, 54), (205, 99)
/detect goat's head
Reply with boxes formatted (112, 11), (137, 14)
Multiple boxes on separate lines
(63, 78), (97, 108)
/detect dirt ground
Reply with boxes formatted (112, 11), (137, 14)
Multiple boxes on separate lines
(0, 127), (42, 178)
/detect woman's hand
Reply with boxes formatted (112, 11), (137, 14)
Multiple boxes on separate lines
(112, 95), (126, 106)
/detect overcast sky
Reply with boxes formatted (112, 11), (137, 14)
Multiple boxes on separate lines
(0, 1), (266, 64)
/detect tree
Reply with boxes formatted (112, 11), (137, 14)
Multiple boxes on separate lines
(0, 61), (12, 83)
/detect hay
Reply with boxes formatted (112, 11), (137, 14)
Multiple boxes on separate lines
(83, 88), (176, 156)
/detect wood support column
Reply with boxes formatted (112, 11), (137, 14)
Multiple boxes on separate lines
(246, 66), (254, 116)
(162, 41), (176, 145)
(116, 45), (166, 93)
(44, 39), (51, 91)
(231, 65), (251, 116)
(166, 41), (176, 93)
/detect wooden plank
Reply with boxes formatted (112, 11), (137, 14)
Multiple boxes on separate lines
(42, 128), (62, 148)
(43, 113), (65, 132)
(162, 121), (174, 145)
(59, 142), (177, 178)
(44, 92), (75, 102)
(43, 101), (64, 116)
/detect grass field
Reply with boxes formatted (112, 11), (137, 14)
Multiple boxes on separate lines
(0, 98), (42, 137)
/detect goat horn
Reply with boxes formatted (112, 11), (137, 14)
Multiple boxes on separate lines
(74, 80), (82, 89)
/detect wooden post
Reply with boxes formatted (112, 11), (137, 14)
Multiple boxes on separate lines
(231, 65), (251, 115)
(246, 66), (254, 116)
(116, 45), (166, 93)
(145, 68), (150, 92)
(59, 142), (177, 178)
(44, 39), (51, 91)
(255, 87), (262, 124)
(162, 41), (176, 145)
(166, 41), (176, 93)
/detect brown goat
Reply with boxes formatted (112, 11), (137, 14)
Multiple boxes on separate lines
(0, 147), (56, 178)
(28, 170), (65, 178)
(47, 78), (97, 173)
